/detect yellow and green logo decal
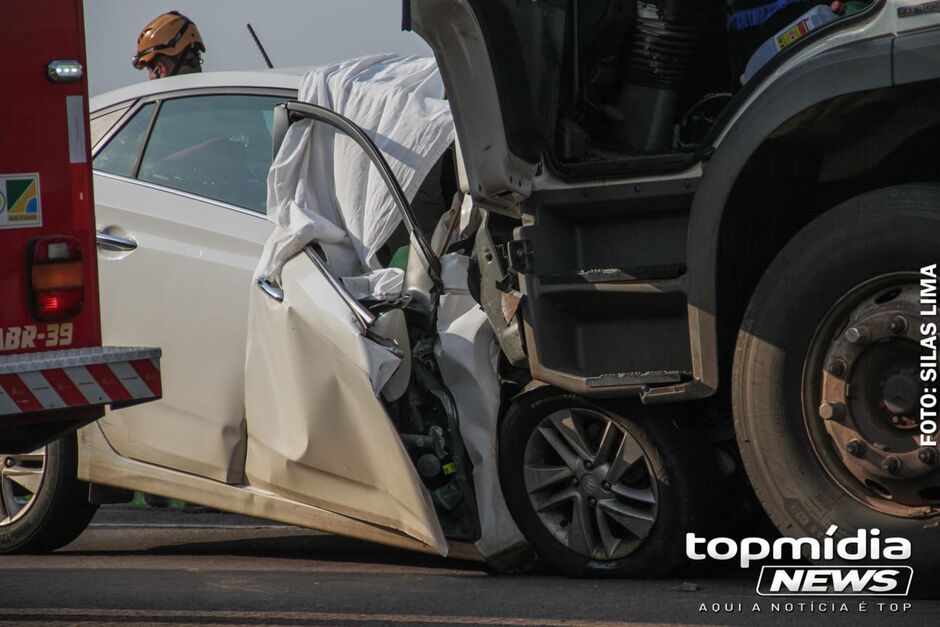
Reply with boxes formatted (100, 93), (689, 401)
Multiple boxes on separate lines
(0, 174), (42, 228)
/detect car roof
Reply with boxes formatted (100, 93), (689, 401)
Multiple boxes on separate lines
(90, 67), (307, 112)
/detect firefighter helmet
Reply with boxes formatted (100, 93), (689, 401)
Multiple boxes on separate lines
(132, 11), (205, 70)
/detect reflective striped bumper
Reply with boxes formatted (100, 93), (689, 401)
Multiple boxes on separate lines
(0, 347), (162, 416)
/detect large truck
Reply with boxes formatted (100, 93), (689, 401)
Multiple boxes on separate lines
(0, 0), (161, 551)
(407, 0), (939, 574)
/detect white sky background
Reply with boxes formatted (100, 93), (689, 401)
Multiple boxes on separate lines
(83, 0), (433, 95)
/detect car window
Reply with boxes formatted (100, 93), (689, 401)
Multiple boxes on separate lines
(92, 103), (154, 178)
(137, 95), (286, 214)
(89, 105), (131, 147)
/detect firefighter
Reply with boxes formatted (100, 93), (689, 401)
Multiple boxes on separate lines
(132, 11), (205, 80)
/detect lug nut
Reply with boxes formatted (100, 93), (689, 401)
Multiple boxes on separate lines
(881, 456), (902, 475)
(601, 481), (611, 491)
(584, 461), (593, 471)
(847, 440), (866, 457)
(889, 316), (908, 335)
(918, 448), (938, 466)
(819, 402), (846, 421)
(570, 477), (579, 487)
(845, 326), (871, 345)
(587, 496), (597, 507)
(826, 359), (847, 377)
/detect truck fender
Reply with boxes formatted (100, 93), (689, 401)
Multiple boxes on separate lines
(685, 35), (898, 396)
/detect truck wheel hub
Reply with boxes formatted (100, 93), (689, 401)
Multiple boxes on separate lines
(882, 372), (920, 418)
(808, 278), (939, 513)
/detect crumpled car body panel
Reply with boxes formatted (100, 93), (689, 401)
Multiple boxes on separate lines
(245, 252), (448, 554)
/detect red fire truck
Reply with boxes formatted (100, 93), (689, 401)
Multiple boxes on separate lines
(0, 1), (161, 454)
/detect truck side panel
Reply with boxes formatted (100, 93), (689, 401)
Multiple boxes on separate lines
(0, 0), (100, 354)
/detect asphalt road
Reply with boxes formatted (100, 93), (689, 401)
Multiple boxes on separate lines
(0, 507), (935, 626)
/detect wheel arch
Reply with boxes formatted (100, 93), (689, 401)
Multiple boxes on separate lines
(685, 31), (940, 401)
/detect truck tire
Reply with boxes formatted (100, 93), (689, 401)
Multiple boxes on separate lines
(499, 388), (709, 577)
(733, 185), (940, 569)
(0, 434), (98, 553)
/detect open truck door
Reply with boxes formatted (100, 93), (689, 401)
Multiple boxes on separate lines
(0, 0), (161, 454)
(408, 0), (705, 401)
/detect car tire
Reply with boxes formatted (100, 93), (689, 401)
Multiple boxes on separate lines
(0, 434), (98, 553)
(733, 185), (940, 570)
(499, 387), (709, 577)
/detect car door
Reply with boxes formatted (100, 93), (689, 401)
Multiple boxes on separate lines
(244, 101), (448, 553)
(91, 90), (291, 483)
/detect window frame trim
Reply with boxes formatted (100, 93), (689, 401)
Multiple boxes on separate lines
(89, 103), (133, 147)
(93, 170), (271, 222)
(91, 86), (297, 214)
(131, 100), (161, 179)
(90, 100), (155, 179)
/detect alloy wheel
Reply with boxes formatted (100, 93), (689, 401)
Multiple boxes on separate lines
(0, 448), (47, 526)
(523, 408), (658, 560)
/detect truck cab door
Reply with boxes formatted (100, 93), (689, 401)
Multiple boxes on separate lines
(410, 0), (705, 401)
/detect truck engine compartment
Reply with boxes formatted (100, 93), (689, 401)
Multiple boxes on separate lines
(469, 0), (878, 179)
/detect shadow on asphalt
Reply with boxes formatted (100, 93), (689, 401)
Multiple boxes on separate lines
(66, 531), (486, 572)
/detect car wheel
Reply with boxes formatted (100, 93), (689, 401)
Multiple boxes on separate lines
(0, 434), (98, 553)
(499, 388), (707, 577)
(733, 185), (940, 569)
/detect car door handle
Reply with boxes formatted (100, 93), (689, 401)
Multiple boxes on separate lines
(96, 230), (137, 251)
(256, 277), (284, 302)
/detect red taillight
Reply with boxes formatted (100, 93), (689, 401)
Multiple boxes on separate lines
(29, 236), (84, 321)
(35, 290), (84, 320)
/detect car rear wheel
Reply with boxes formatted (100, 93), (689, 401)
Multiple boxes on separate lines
(499, 388), (708, 577)
(733, 185), (940, 568)
(0, 434), (98, 553)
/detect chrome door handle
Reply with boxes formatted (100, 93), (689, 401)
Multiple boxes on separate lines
(96, 230), (137, 251)
(256, 277), (284, 302)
